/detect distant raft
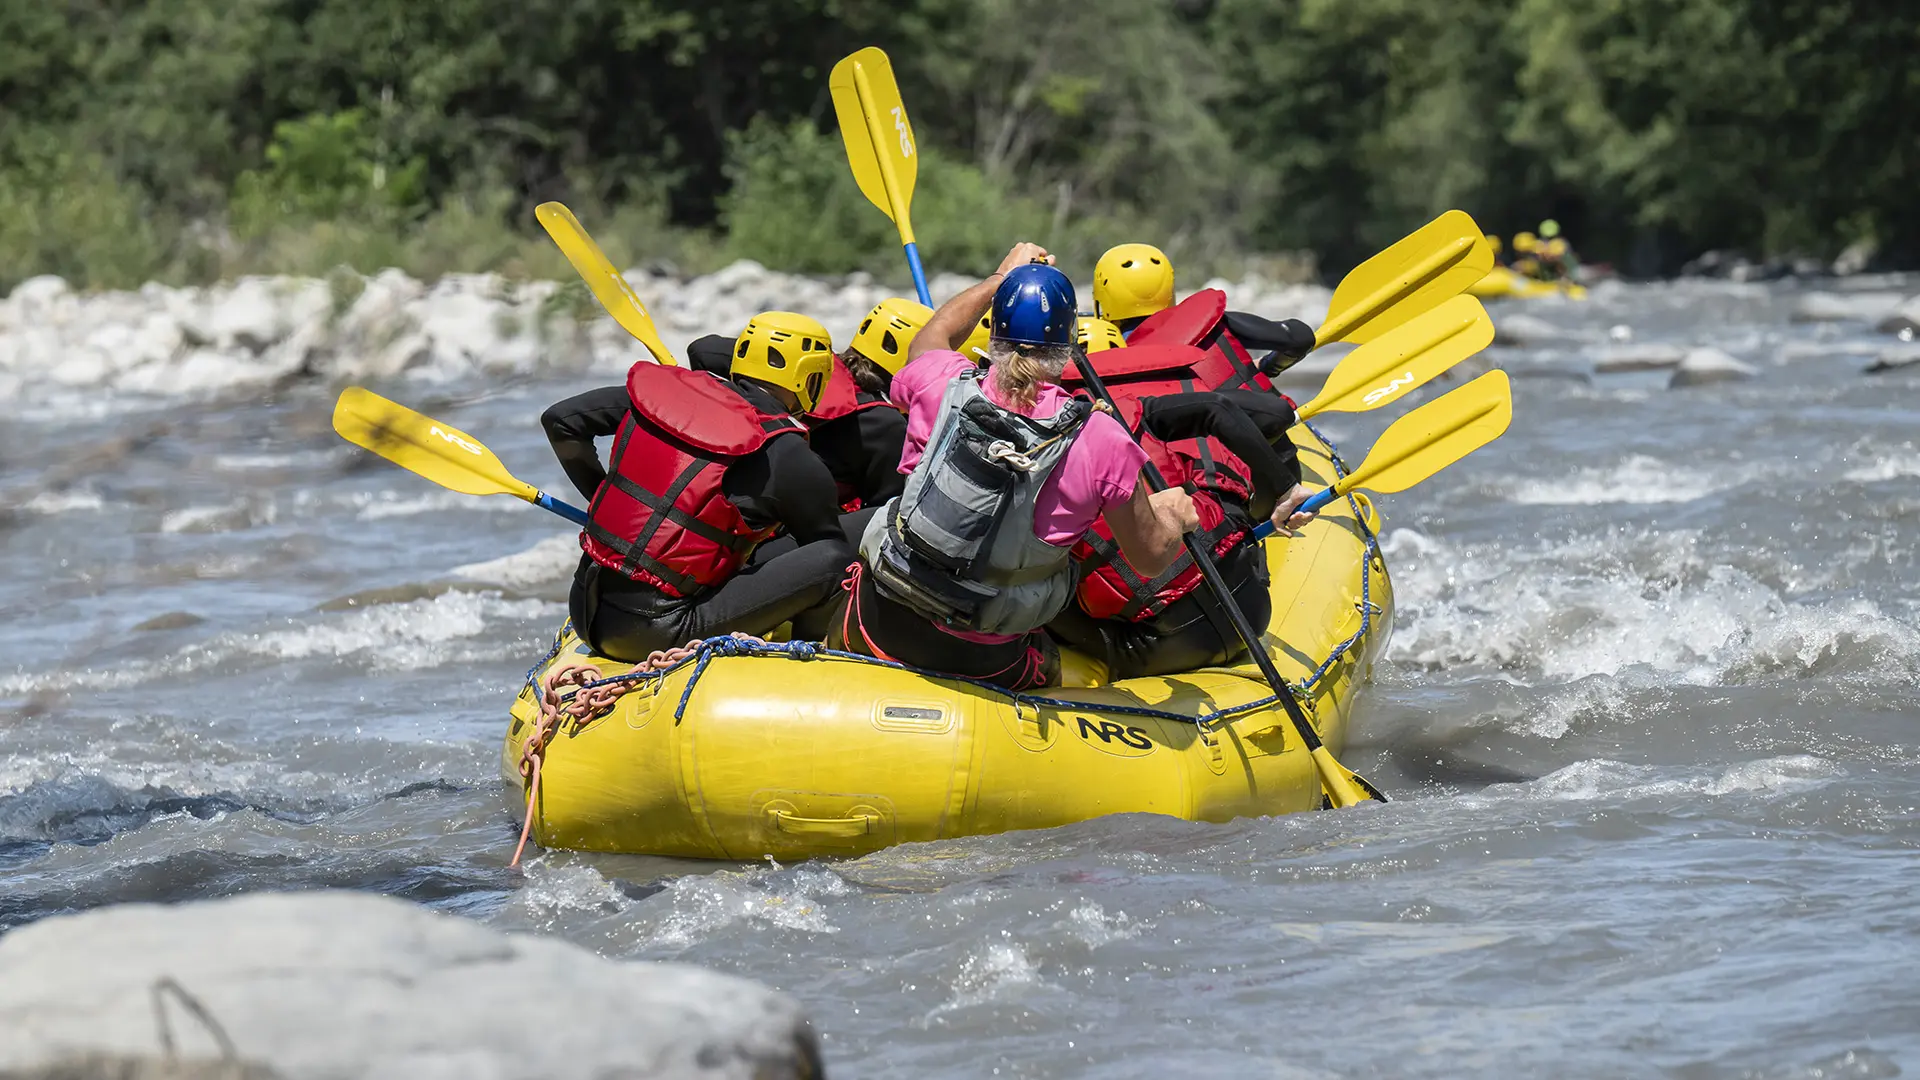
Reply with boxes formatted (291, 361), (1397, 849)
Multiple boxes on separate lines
(504, 423), (1394, 861)
(1469, 266), (1588, 301)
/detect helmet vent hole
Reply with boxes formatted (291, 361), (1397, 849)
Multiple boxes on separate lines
(859, 318), (872, 333)
(767, 346), (788, 368)
(1121, 259), (1136, 268)
(735, 340), (748, 358)
(881, 330), (898, 354)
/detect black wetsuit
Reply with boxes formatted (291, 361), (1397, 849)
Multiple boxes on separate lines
(690, 333), (908, 508)
(542, 380), (853, 661)
(1048, 390), (1303, 681)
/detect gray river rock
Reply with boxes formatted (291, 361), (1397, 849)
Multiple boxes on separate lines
(0, 890), (820, 1079)
(2, 268), (1917, 1078)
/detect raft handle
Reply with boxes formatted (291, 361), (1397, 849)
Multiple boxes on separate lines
(766, 807), (880, 838)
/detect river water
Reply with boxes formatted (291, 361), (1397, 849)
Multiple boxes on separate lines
(3, 278), (1917, 1077)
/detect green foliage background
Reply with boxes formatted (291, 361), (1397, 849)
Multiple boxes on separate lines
(0, 0), (1912, 292)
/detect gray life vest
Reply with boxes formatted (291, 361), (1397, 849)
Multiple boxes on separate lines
(860, 369), (1092, 636)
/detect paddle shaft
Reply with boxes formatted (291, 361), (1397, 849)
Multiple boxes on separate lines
(1071, 360), (1342, 763)
(537, 492), (590, 526)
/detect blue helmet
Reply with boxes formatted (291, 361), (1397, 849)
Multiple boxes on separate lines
(990, 264), (1077, 347)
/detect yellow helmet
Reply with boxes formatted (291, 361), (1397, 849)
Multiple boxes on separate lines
(1077, 316), (1125, 354)
(960, 311), (992, 364)
(1511, 231), (1539, 254)
(847, 297), (933, 375)
(1538, 219), (1561, 239)
(732, 311), (833, 413)
(1543, 237), (1568, 258)
(1093, 243), (1174, 322)
(1485, 233), (1504, 255)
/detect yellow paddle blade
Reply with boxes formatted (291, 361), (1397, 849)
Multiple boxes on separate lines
(830, 47), (919, 243)
(1334, 369), (1511, 497)
(332, 387), (538, 502)
(1298, 295), (1494, 420)
(534, 201), (677, 366)
(1317, 210), (1495, 346)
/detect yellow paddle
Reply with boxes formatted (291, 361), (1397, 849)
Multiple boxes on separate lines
(534, 201), (678, 366)
(1316, 211), (1496, 346)
(1296, 295), (1495, 421)
(830, 47), (932, 306)
(1254, 369), (1513, 540)
(331, 387), (589, 526)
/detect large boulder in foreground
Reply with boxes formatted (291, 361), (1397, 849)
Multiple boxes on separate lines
(1669, 347), (1758, 388)
(0, 891), (823, 1080)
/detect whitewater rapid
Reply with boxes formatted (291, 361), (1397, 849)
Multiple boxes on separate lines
(3, 267), (1918, 1077)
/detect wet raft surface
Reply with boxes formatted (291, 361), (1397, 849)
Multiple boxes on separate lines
(4, 278), (1920, 1075)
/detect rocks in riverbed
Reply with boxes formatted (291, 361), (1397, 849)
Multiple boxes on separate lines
(1789, 291), (1907, 324)
(1492, 313), (1568, 347)
(1874, 296), (1920, 336)
(1593, 343), (1686, 372)
(1669, 347), (1758, 388)
(1865, 344), (1920, 374)
(0, 890), (823, 1080)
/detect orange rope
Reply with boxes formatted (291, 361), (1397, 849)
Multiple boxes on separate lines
(510, 635), (749, 868)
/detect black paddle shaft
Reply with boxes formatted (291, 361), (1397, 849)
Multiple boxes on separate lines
(1071, 357), (1332, 755)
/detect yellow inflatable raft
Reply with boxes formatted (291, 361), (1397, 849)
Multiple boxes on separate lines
(504, 424), (1393, 861)
(1468, 265), (1588, 301)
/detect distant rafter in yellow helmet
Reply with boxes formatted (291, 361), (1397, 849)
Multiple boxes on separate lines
(960, 311), (992, 364)
(1076, 316), (1126, 354)
(1093, 243), (1175, 322)
(733, 311), (834, 413)
(848, 297), (933, 375)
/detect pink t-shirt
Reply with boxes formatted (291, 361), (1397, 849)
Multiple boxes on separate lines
(890, 350), (1147, 546)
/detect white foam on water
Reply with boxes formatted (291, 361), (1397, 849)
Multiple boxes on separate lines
(1059, 901), (1140, 947)
(641, 865), (854, 948)
(1470, 754), (1842, 805)
(159, 499), (276, 534)
(451, 534), (581, 589)
(236, 590), (555, 668)
(1843, 451), (1920, 484)
(351, 490), (523, 520)
(1505, 454), (1755, 505)
(212, 450), (343, 470)
(920, 942), (1053, 1025)
(0, 590), (559, 695)
(1382, 528), (1920, 686)
(15, 489), (107, 514)
(516, 860), (627, 917)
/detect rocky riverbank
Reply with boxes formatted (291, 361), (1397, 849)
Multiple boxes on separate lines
(0, 262), (1337, 414)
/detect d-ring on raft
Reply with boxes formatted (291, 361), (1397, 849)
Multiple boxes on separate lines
(503, 420), (1393, 861)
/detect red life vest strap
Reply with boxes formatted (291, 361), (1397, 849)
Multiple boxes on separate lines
(1127, 289), (1227, 348)
(628, 363), (802, 455)
(1063, 343), (1210, 385)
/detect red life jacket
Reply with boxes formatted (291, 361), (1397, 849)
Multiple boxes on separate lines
(1127, 289), (1274, 395)
(1071, 489), (1248, 622)
(807, 354), (897, 509)
(807, 354), (893, 423)
(1062, 343), (1254, 502)
(580, 364), (806, 598)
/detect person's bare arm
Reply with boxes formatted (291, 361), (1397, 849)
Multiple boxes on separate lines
(908, 241), (1054, 362)
(1102, 476), (1200, 578)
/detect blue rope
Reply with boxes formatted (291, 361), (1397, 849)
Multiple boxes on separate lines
(540, 423), (1383, 733)
(1294, 419), (1383, 695)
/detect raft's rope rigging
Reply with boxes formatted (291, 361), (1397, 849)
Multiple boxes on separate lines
(513, 425), (1383, 859)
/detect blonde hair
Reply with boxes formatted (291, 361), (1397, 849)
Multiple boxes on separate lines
(987, 341), (1073, 412)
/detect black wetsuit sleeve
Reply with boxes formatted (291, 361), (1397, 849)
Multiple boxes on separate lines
(1224, 311), (1316, 373)
(1139, 391), (1302, 521)
(687, 334), (735, 376)
(540, 386), (631, 500)
(852, 407), (908, 504)
(722, 435), (845, 545)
